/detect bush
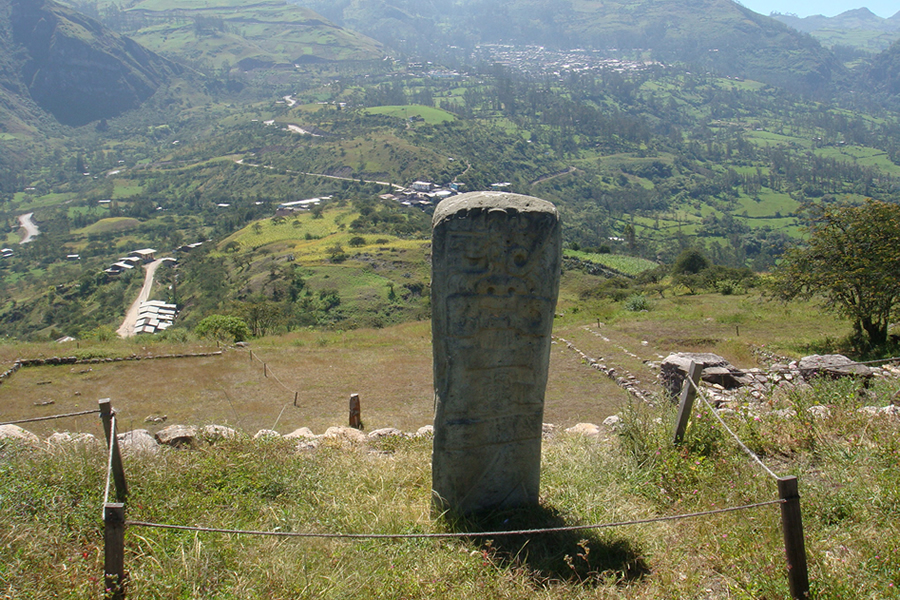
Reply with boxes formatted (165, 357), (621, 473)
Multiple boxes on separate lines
(195, 314), (251, 342)
(624, 294), (650, 312)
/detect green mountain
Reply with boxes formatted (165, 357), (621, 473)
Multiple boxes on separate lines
(864, 38), (900, 98)
(772, 8), (898, 34)
(5, 0), (182, 126)
(290, 0), (846, 95)
(77, 0), (385, 71)
(771, 8), (900, 54)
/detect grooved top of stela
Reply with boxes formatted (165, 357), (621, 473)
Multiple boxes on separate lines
(432, 191), (558, 228)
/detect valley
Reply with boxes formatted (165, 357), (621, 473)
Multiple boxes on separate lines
(1, 0), (900, 596)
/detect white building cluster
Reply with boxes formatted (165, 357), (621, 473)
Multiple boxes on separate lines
(134, 300), (178, 335)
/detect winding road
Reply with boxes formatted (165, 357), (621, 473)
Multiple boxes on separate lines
(17, 213), (39, 244)
(116, 258), (166, 338)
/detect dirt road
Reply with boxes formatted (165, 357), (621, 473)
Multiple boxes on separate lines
(116, 258), (166, 338)
(17, 213), (39, 244)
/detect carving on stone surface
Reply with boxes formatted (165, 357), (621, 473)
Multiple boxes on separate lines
(431, 192), (561, 516)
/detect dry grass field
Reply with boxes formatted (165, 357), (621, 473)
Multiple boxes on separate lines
(0, 321), (630, 441)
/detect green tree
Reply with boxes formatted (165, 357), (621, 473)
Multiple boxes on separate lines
(770, 200), (900, 347)
(238, 300), (284, 337)
(195, 314), (251, 342)
(672, 247), (711, 275)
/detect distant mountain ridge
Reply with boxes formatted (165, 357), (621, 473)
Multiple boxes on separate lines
(771, 8), (900, 34)
(290, 0), (847, 95)
(771, 7), (900, 54)
(5, 0), (182, 126)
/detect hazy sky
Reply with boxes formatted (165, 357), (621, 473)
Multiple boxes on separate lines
(739, 1), (897, 18)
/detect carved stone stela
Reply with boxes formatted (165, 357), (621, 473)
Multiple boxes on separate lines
(431, 192), (561, 515)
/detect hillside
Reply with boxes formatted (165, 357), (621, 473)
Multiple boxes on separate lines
(290, 0), (847, 95)
(863, 38), (900, 100)
(71, 0), (385, 71)
(1, 292), (899, 598)
(772, 8), (900, 54)
(3, 0), (182, 126)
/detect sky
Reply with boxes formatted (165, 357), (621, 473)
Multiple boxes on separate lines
(738, 0), (897, 18)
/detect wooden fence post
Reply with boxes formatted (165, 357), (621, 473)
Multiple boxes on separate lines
(673, 361), (703, 445)
(103, 502), (126, 600)
(349, 393), (361, 429)
(293, 391), (298, 407)
(264, 363), (267, 378)
(99, 399), (128, 502)
(778, 476), (810, 598)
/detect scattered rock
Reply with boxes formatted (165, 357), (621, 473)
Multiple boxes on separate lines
(367, 427), (405, 440)
(201, 425), (237, 441)
(806, 405), (832, 419)
(144, 414), (167, 424)
(47, 432), (98, 447)
(565, 422), (600, 438)
(798, 354), (873, 382)
(772, 408), (797, 419)
(253, 429), (281, 440)
(0, 424), (41, 445)
(879, 405), (900, 417)
(284, 427), (317, 440)
(602, 415), (623, 429)
(323, 426), (367, 445)
(155, 424), (198, 447)
(661, 353), (749, 399)
(117, 429), (160, 454)
(542, 423), (557, 437)
(295, 439), (320, 452)
(414, 425), (434, 437)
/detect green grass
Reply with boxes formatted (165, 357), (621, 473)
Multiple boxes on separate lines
(815, 145), (900, 177)
(564, 250), (659, 276)
(364, 105), (456, 124)
(2, 286), (898, 597)
(75, 217), (142, 235)
(126, 0), (383, 68)
(2, 373), (899, 598)
(733, 190), (799, 218)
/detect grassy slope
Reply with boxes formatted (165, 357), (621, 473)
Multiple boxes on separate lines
(122, 0), (384, 67)
(1, 298), (898, 597)
(212, 206), (431, 327)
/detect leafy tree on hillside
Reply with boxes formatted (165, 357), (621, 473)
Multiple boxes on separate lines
(195, 314), (251, 342)
(770, 200), (900, 347)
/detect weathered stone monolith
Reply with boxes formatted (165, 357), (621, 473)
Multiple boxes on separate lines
(431, 191), (561, 516)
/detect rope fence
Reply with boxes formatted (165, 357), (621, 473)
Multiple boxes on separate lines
(687, 375), (781, 480)
(673, 361), (809, 597)
(94, 379), (812, 599)
(0, 408), (100, 427)
(228, 345), (303, 409)
(124, 500), (785, 539)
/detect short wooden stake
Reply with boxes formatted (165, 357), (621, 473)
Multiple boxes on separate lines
(99, 399), (128, 502)
(103, 502), (126, 600)
(249, 350), (253, 362)
(349, 393), (362, 429)
(778, 476), (810, 599)
(293, 391), (298, 407)
(673, 361), (703, 445)
(264, 363), (267, 378)
(735, 325), (740, 336)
